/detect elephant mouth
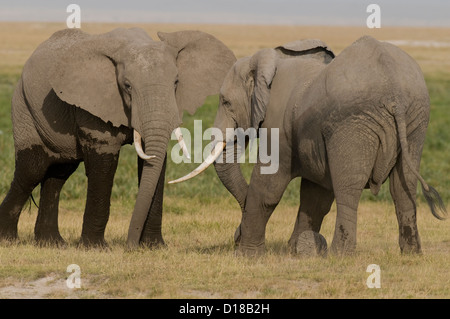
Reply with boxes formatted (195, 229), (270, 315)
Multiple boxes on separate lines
(134, 128), (190, 161)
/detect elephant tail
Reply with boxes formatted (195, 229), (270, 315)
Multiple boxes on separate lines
(393, 104), (447, 220)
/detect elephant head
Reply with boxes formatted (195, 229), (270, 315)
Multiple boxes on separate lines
(169, 39), (334, 210)
(49, 28), (236, 248)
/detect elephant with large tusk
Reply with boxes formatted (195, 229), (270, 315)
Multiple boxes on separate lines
(171, 36), (447, 256)
(0, 27), (236, 248)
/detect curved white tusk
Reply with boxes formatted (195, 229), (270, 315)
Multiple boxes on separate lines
(134, 130), (156, 160)
(168, 141), (226, 184)
(174, 127), (191, 160)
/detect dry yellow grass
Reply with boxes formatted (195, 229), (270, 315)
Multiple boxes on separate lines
(1, 22), (450, 74)
(0, 22), (449, 300)
(0, 199), (448, 298)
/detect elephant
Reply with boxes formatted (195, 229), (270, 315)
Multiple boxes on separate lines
(171, 35), (447, 256)
(0, 27), (236, 248)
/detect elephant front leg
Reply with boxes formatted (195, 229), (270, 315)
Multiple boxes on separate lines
(139, 155), (167, 248)
(289, 178), (334, 255)
(80, 150), (120, 248)
(237, 165), (292, 257)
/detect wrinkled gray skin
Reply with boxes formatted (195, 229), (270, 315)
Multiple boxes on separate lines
(212, 36), (446, 256)
(0, 28), (235, 248)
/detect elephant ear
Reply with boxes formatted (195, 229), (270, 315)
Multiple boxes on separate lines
(249, 48), (278, 130)
(276, 39), (335, 62)
(49, 28), (152, 128)
(158, 30), (236, 116)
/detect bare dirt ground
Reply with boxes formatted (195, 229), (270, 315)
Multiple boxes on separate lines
(0, 273), (112, 299)
(0, 274), (76, 299)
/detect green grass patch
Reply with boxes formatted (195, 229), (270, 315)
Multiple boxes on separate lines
(0, 69), (449, 299)
(1, 71), (449, 206)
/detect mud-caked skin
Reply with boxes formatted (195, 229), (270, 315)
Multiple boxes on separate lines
(0, 28), (236, 247)
(208, 36), (446, 256)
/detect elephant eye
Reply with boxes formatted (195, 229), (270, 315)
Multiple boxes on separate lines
(174, 78), (179, 90)
(221, 97), (231, 107)
(124, 81), (132, 93)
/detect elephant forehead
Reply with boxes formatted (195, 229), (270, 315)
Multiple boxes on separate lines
(220, 77), (244, 102)
(221, 58), (251, 95)
(126, 43), (175, 71)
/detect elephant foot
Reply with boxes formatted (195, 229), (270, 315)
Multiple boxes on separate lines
(399, 242), (422, 255)
(234, 224), (241, 246)
(0, 224), (18, 243)
(235, 243), (265, 258)
(293, 231), (328, 257)
(140, 236), (167, 249)
(35, 232), (67, 248)
(78, 236), (109, 250)
(329, 238), (356, 255)
(399, 226), (422, 254)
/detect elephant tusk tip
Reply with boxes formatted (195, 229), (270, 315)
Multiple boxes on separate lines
(168, 141), (226, 184)
(141, 155), (157, 160)
(133, 130), (157, 161)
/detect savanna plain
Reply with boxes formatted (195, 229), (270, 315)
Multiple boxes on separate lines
(0, 22), (449, 299)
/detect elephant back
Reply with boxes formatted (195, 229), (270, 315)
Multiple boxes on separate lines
(22, 29), (89, 105)
(276, 39), (335, 63)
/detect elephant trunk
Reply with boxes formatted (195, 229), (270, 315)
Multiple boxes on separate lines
(214, 141), (248, 211)
(134, 127), (189, 160)
(169, 106), (249, 211)
(127, 124), (171, 249)
(212, 108), (249, 210)
(127, 89), (179, 249)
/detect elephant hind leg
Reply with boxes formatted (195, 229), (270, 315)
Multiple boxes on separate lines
(388, 116), (430, 254)
(0, 180), (36, 240)
(35, 162), (79, 246)
(289, 178), (334, 253)
(326, 128), (379, 254)
(0, 146), (50, 240)
(389, 151), (422, 254)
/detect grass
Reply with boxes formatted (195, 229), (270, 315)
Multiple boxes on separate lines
(0, 23), (449, 299)
(0, 201), (448, 298)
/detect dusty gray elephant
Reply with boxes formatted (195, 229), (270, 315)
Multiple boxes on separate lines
(0, 27), (235, 248)
(172, 36), (446, 256)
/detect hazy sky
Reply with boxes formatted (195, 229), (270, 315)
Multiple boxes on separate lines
(0, 0), (449, 27)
